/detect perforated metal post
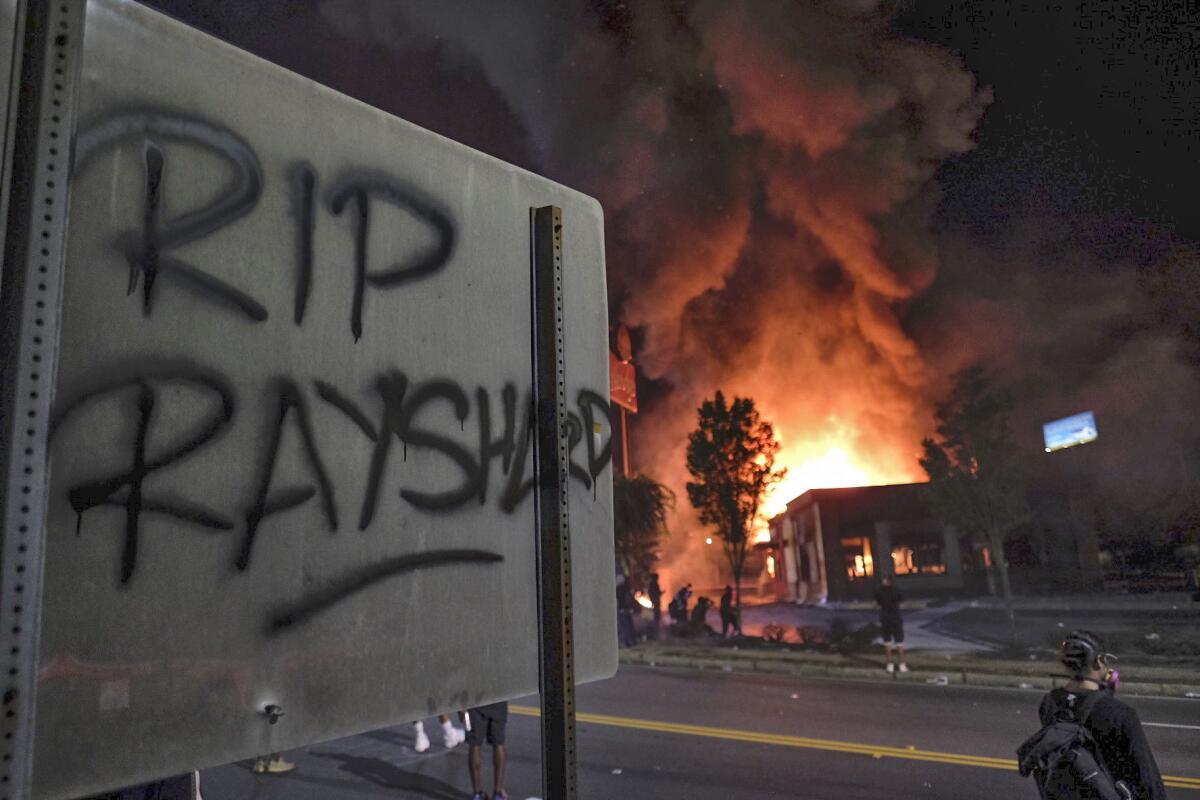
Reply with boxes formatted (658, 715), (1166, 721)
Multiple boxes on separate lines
(0, 0), (86, 796)
(530, 205), (577, 800)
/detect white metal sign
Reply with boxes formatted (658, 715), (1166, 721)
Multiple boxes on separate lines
(30, 1), (616, 796)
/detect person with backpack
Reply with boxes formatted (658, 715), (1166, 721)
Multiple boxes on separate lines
(1018, 630), (1166, 800)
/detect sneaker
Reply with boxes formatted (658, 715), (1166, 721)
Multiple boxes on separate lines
(413, 724), (431, 753)
(252, 758), (268, 774)
(493, 791), (509, 800)
(470, 793), (488, 800)
(443, 724), (466, 749)
(885, 662), (895, 673)
(265, 756), (295, 774)
(898, 663), (910, 673)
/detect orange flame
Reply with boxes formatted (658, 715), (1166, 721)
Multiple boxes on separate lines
(754, 428), (923, 542)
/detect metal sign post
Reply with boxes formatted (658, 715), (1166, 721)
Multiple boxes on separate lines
(531, 205), (577, 800)
(0, 1), (86, 797)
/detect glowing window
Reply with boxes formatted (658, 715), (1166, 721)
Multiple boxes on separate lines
(891, 532), (946, 576)
(840, 536), (873, 580)
(766, 555), (777, 578)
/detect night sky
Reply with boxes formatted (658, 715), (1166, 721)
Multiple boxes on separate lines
(901, 2), (1196, 240)
(136, 0), (1200, 547)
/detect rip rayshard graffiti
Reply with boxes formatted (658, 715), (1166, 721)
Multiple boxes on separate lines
(52, 110), (613, 630)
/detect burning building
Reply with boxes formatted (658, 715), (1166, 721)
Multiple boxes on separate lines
(766, 483), (970, 603)
(767, 480), (1106, 603)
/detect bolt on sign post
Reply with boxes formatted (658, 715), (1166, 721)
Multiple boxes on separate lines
(0, 1), (616, 797)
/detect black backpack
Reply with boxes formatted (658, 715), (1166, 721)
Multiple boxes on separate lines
(1017, 692), (1131, 800)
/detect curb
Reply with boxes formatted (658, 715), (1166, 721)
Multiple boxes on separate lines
(618, 650), (1200, 699)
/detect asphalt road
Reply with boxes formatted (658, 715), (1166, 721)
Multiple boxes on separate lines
(200, 665), (1200, 799)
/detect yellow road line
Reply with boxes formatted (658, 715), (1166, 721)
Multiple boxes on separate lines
(509, 705), (1200, 791)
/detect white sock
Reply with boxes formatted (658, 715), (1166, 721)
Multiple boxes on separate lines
(413, 721), (425, 735)
(442, 719), (456, 735)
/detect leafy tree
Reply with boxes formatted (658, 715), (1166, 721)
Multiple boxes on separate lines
(919, 366), (1029, 640)
(685, 392), (785, 632)
(613, 473), (674, 588)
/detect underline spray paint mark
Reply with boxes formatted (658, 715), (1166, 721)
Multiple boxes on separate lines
(266, 548), (502, 633)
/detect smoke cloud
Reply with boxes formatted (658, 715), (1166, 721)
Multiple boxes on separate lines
(316, 0), (992, 588)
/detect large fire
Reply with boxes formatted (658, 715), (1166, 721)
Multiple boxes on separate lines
(753, 446), (909, 542)
(312, 2), (991, 596)
(763, 447), (872, 519)
(752, 417), (924, 542)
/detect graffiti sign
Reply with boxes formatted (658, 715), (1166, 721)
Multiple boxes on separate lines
(32, 1), (614, 797)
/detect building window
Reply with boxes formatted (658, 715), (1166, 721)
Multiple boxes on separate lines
(891, 531), (946, 575)
(840, 536), (873, 580)
(766, 554), (777, 578)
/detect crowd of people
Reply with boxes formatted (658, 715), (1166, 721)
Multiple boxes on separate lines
(616, 572), (744, 644)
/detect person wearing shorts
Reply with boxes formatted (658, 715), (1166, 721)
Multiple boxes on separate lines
(467, 702), (508, 800)
(875, 574), (908, 673)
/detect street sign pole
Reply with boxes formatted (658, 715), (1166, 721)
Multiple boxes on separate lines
(530, 205), (578, 800)
(0, 0), (86, 796)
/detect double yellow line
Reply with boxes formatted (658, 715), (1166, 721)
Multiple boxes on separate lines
(510, 705), (1200, 792)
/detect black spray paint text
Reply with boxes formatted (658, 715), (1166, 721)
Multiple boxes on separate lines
(74, 110), (459, 341)
(51, 362), (613, 586)
(55, 109), (613, 623)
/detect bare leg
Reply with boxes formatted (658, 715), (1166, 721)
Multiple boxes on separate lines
(884, 642), (894, 666)
(493, 744), (507, 796)
(469, 744), (483, 793)
(438, 714), (449, 724)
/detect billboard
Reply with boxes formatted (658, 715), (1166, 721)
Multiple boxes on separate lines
(1042, 411), (1098, 453)
(27, 0), (616, 796)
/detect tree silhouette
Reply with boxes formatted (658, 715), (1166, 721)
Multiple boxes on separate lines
(614, 473), (674, 588)
(685, 392), (785, 631)
(920, 366), (1029, 641)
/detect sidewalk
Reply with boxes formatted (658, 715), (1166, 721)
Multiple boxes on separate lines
(620, 642), (1200, 698)
(630, 593), (1200, 697)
